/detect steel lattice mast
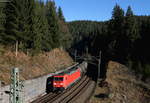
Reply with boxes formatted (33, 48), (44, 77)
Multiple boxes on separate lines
(10, 68), (23, 103)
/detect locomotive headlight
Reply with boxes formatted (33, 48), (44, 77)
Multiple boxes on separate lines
(54, 83), (57, 85)
(60, 83), (63, 85)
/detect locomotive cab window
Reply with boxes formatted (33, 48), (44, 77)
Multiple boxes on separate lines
(54, 77), (63, 81)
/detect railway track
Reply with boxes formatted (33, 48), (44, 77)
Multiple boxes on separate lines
(31, 92), (59, 103)
(31, 75), (91, 103)
(53, 76), (91, 103)
(65, 78), (91, 103)
(49, 76), (90, 103)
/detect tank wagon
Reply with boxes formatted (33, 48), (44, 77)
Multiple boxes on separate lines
(46, 62), (88, 93)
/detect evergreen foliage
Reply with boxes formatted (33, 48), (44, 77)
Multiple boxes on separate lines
(4, 0), (33, 50)
(0, 1), (150, 78)
(125, 6), (140, 42)
(108, 4), (126, 62)
(32, 1), (43, 52)
(57, 7), (71, 49)
(58, 7), (65, 22)
(0, 2), (6, 43)
(46, 1), (60, 48)
(0, 0), (71, 52)
(68, 5), (150, 78)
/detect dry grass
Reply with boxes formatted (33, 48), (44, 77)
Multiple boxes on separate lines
(89, 61), (150, 103)
(0, 48), (74, 86)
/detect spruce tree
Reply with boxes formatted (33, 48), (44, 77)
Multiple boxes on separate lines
(32, 1), (52, 52)
(24, 0), (35, 49)
(40, 2), (53, 51)
(46, 0), (60, 48)
(0, 2), (6, 44)
(32, 1), (42, 52)
(58, 7), (65, 22)
(57, 6), (72, 49)
(125, 6), (140, 42)
(108, 4), (126, 62)
(111, 4), (124, 35)
(126, 6), (133, 17)
(5, 0), (20, 45)
(5, 0), (33, 50)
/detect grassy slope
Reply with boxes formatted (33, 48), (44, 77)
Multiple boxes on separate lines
(90, 61), (150, 103)
(0, 48), (74, 86)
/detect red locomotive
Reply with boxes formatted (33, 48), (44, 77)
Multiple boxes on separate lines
(46, 62), (87, 92)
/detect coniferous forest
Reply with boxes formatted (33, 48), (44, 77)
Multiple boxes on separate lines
(0, 1), (150, 80)
(0, 0), (71, 53)
(69, 5), (150, 80)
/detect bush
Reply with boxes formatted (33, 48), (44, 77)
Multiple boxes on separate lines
(143, 64), (150, 77)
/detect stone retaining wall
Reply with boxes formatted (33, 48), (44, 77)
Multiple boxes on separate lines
(0, 74), (48, 103)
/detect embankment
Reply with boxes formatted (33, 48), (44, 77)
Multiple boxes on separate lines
(0, 48), (74, 103)
(0, 48), (74, 86)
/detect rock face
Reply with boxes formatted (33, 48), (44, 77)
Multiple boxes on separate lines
(90, 61), (150, 103)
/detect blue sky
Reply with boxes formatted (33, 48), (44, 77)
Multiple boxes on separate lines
(48, 0), (150, 21)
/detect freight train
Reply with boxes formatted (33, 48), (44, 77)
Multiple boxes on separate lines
(46, 62), (88, 93)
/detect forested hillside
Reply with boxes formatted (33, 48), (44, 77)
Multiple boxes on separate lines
(68, 5), (150, 81)
(0, 0), (71, 54)
(0, 1), (150, 81)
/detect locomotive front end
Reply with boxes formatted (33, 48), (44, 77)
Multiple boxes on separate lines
(53, 75), (64, 91)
